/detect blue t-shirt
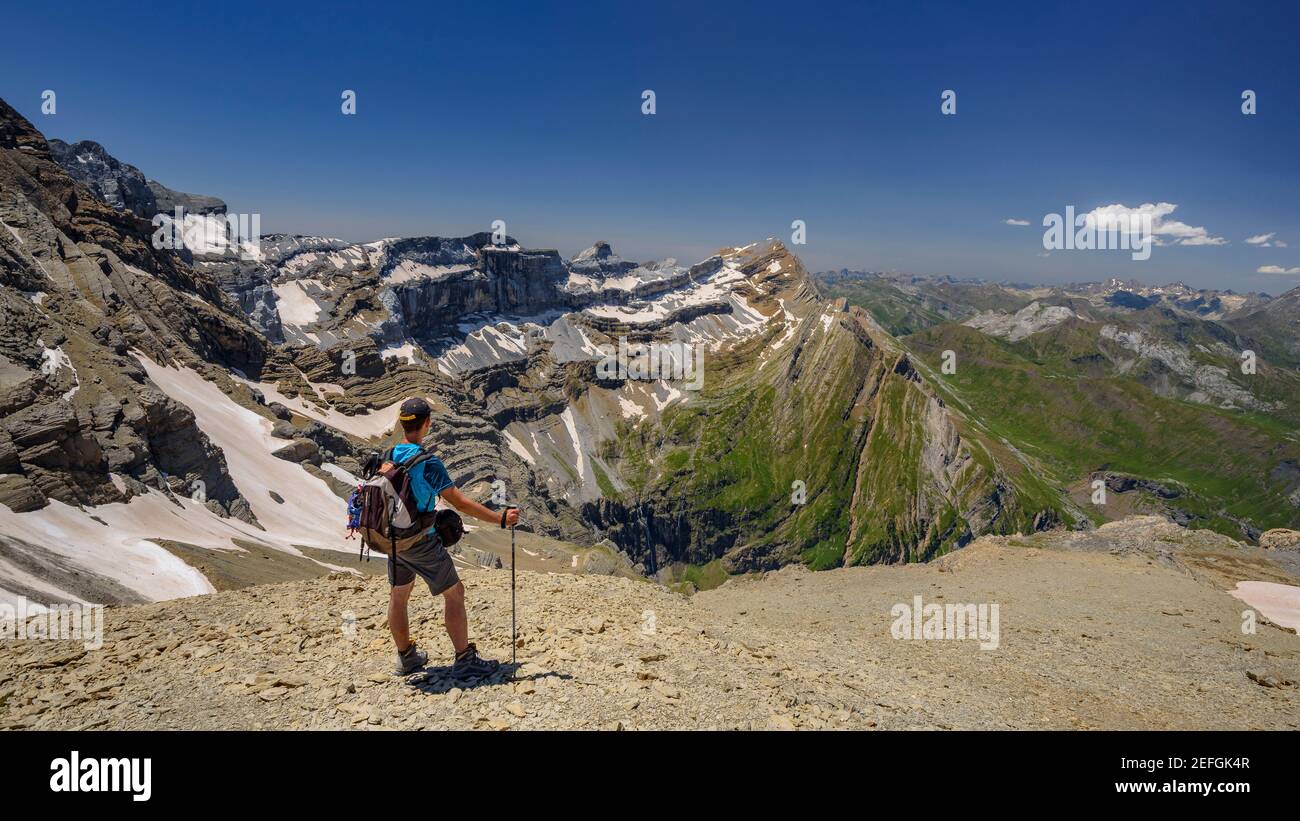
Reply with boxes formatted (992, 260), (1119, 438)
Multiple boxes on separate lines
(390, 443), (454, 513)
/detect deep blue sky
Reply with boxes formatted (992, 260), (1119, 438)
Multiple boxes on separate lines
(2, 0), (1298, 292)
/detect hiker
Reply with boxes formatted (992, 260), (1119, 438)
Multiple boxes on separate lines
(382, 397), (520, 676)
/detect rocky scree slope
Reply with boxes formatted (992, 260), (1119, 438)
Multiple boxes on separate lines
(1, 516), (1296, 730)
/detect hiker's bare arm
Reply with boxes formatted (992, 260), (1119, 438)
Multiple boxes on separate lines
(440, 486), (520, 527)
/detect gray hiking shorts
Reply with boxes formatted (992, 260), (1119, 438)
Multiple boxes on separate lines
(388, 535), (460, 596)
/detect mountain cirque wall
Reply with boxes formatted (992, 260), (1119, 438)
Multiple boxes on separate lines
(3, 94), (1107, 608)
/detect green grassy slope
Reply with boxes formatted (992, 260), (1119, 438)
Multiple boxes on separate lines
(904, 320), (1300, 539)
(600, 308), (1080, 572)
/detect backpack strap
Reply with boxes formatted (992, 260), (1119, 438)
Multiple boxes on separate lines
(398, 448), (440, 529)
(385, 444), (430, 469)
(381, 446), (439, 528)
(401, 451), (435, 472)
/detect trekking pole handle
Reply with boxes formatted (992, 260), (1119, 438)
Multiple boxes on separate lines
(500, 506), (518, 529)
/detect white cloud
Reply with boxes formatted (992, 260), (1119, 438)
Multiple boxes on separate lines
(1003, 218), (1030, 226)
(1176, 234), (1228, 246)
(1245, 232), (1287, 247)
(1084, 202), (1226, 246)
(1257, 265), (1300, 275)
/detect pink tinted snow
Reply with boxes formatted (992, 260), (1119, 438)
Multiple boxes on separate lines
(1230, 580), (1300, 632)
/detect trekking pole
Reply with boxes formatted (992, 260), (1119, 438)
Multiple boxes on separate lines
(510, 518), (516, 667)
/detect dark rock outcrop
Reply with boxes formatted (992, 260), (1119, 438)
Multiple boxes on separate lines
(0, 473), (46, 512)
(300, 422), (354, 457)
(272, 438), (322, 466)
(48, 138), (226, 219)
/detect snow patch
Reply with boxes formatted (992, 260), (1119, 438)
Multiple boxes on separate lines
(37, 341), (79, 400)
(618, 395), (647, 420)
(652, 382), (683, 411)
(385, 260), (474, 285)
(139, 356), (353, 549)
(502, 429), (535, 465)
(1231, 581), (1300, 632)
(381, 342), (420, 364)
(582, 261), (748, 326)
(0, 495), (219, 607)
(559, 407), (588, 483)
(321, 462), (361, 486)
(272, 279), (325, 327)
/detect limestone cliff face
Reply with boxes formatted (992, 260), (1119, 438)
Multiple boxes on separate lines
(381, 236), (570, 338)
(0, 98), (263, 519)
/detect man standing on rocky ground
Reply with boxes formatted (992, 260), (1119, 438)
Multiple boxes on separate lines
(384, 397), (520, 677)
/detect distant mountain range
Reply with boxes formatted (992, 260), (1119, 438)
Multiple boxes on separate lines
(819, 269), (1277, 325)
(818, 268), (1300, 541)
(1, 95), (1296, 609)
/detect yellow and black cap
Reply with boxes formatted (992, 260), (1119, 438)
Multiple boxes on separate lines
(398, 397), (431, 422)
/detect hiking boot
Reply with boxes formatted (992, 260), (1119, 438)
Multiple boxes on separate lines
(451, 642), (500, 679)
(394, 642), (428, 675)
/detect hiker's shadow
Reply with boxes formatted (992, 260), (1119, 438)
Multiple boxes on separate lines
(404, 663), (573, 694)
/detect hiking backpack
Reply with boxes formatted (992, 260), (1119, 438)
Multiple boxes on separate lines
(353, 446), (439, 559)
(348, 446), (466, 562)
